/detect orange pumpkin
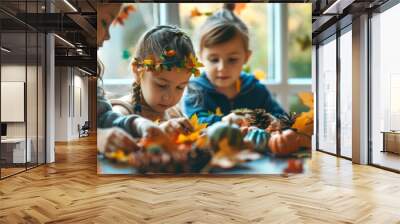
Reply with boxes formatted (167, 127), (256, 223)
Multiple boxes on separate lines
(268, 129), (311, 155)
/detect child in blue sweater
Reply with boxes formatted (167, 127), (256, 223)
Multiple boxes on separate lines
(183, 4), (286, 126)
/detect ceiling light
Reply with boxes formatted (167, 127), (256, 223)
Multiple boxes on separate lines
(63, 0), (78, 12)
(1, 47), (11, 53)
(78, 67), (93, 76)
(323, 0), (354, 15)
(54, 34), (75, 48)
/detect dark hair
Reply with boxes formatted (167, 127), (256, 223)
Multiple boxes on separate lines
(199, 3), (249, 52)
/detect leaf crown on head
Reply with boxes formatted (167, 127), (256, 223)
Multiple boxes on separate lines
(132, 47), (203, 77)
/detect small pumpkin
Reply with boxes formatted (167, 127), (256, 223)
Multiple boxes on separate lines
(243, 127), (270, 153)
(206, 121), (244, 151)
(268, 129), (311, 156)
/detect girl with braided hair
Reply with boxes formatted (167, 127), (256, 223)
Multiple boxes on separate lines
(97, 4), (172, 155)
(111, 25), (203, 138)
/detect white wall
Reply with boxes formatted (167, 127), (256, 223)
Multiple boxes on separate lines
(54, 67), (89, 141)
(1, 65), (34, 138)
(55, 66), (69, 141)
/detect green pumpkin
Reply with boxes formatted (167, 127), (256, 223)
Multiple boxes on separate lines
(206, 122), (243, 151)
(243, 128), (270, 153)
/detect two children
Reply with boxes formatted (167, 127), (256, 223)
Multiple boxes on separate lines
(101, 3), (304, 155)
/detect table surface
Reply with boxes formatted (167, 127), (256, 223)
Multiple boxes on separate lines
(97, 151), (311, 175)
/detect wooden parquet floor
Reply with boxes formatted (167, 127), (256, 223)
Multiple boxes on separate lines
(1, 135), (400, 224)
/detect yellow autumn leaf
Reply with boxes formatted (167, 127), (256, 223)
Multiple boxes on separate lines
(211, 138), (240, 168)
(176, 114), (207, 144)
(291, 92), (314, 136)
(190, 113), (207, 132)
(105, 149), (128, 162)
(253, 69), (266, 80)
(176, 131), (200, 144)
(143, 59), (154, 65)
(298, 92), (313, 109)
(213, 138), (239, 159)
(215, 107), (223, 116)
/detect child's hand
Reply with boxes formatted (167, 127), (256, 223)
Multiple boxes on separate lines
(133, 118), (173, 148)
(97, 127), (140, 154)
(266, 119), (282, 132)
(160, 118), (194, 136)
(222, 113), (249, 127)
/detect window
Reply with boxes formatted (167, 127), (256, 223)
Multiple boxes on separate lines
(371, 3), (400, 171)
(339, 27), (352, 158)
(317, 35), (337, 154)
(266, 4), (312, 112)
(288, 3), (312, 81)
(0, 0), (46, 179)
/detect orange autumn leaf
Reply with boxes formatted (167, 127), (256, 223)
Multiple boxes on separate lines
(292, 111), (314, 136)
(234, 3), (247, 14)
(113, 5), (136, 26)
(235, 79), (241, 92)
(298, 92), (314, 109)
(124, 5), (136, 14)
(165, 49), (176, 57)
(190, 7), (202, 17)
(195, 134), (209, 148)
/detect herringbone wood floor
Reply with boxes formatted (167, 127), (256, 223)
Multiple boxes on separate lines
(1, 135), (400, 224)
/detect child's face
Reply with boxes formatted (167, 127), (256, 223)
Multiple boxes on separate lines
(201, 34), (251, 89)
(140, 69), (191, 113)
